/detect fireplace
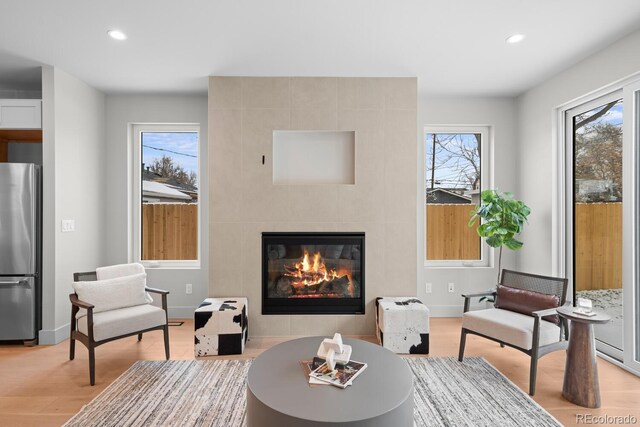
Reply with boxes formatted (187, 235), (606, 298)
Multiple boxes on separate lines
(262, 232), (365, 315)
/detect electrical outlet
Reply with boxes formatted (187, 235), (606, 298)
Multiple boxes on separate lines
(425, 283), (432, 293)
(186, 283), (193, 294)
(448, 282), (455, 293)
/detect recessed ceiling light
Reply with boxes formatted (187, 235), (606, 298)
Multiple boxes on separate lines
(506, 34), (525, 44)
(107, 29), (127, 41)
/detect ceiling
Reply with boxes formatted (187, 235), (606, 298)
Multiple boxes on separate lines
(1, 0), (640, 96)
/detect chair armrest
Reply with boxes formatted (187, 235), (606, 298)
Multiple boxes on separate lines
(461, 290), (496, 299)
(146, 287), (170, 317)
(532, 302), (573, 318)
(145, 287), (169, 295)
(532, 307), (558, 318)
(69, 293), (95, 310)
(461, 290), (496, 313)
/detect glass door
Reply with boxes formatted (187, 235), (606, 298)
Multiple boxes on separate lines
(568, 92), (624, 359)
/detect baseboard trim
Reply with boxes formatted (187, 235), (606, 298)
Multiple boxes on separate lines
(39, 322), (70, 345)
(168, 306), (197, 319)
(426, 304), (487, 317)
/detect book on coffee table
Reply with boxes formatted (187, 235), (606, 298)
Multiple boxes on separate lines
(309, 360), (367, 389)
(300, 357), (329, 386)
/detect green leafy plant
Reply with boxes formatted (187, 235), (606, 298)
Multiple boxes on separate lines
(469, 190), (531, 285)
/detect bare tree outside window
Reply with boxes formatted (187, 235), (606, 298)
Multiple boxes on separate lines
(573, 100), (622, 203)
(426, 133), (480, 202)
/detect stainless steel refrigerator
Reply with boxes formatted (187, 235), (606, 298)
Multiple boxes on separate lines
(0, 163), (41, 343)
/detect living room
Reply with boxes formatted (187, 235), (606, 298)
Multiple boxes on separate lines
(1, 1), (640, 426)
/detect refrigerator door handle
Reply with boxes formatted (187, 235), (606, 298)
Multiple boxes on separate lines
(0, 280), (26, 286)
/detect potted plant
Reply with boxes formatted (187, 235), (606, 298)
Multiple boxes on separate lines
(469, 190), (531, 286)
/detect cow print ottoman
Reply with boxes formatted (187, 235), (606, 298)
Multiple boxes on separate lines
(376, 297), (430, 354)
(194, 298), (248, 357)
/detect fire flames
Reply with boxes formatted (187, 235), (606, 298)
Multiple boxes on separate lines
(283, 250), (351, 293)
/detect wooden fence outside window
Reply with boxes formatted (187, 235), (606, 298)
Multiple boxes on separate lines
(142, 203), (198, 261)
(426, 202), (622, 291)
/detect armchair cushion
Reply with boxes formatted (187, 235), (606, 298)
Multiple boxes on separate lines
(72, 273), (148, 315)
(77, 304), (166, 342)
(495, 285), (560, 324)
(462, 308), (560, 350)
(96, 263), (153, 304)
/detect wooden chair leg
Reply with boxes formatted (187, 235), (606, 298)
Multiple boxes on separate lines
(458, 329), (467, 362)
(69, 311), (76, 360)
(70, 337), (75, 360)
(138, 333), (143, 341)
(529, 356), (538, 396)
(89, 345), (96, 386)
(163, 325), (170, 360)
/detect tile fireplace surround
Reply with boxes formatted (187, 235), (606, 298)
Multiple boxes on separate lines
(209, 76), (417, 336)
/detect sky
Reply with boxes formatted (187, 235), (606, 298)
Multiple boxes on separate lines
(142, 132), (199, 177)
(575, 99), (623, 136)
(425, 133), (480, 191)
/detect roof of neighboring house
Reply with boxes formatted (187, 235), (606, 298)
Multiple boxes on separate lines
(142, 180), (192, 201)
(426, 188), (472, 204)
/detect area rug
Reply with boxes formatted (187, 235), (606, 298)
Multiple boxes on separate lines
(64, 357), (561, 427)
(407, 357), (561, 427)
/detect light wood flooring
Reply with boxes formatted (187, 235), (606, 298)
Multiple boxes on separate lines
(1, 318), (639, 427)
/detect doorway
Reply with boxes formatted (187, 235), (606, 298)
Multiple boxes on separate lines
(567, 92), (624, 358)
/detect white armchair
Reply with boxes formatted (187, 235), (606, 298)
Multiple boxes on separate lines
(69, 263), (170, 385)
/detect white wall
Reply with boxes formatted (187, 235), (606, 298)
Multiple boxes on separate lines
(40, 66), (107, 343)
(104, 95), (209, 317)
(516, 29), (640, 278)
(417, 95), (519, 316)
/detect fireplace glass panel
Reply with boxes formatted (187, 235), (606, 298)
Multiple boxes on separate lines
(262, 233), (365, 315)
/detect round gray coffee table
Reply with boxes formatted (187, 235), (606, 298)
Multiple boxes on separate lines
(246, 337), (414, 427)
(557, 306), (611, 408)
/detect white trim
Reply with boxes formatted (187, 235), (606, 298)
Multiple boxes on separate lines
(551, 110), (566, 278)
(623, 80), (640, 374)
(423, 125), (493, 268)
(129, 123), (201, 269)
(426, 303), (488, 317)
(38, 323), (70, 345)
(167, 305), (198, 319)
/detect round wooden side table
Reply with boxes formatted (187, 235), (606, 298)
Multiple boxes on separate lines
(557, 306), (611, 408)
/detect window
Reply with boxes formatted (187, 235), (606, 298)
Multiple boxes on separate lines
(424, 126), (490, 266)
(131, 124), (200, 267)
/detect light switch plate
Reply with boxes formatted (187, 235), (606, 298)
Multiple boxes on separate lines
(448, 282), (455, 293)
(425, 283), (432, 293)
(61, 219), (75, 232)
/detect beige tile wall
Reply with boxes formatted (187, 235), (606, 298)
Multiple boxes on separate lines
(209, 76), (417, 336)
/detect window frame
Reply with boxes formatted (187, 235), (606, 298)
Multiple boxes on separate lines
(130, 123), (201, 269)
(423, 125), (492, 268)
